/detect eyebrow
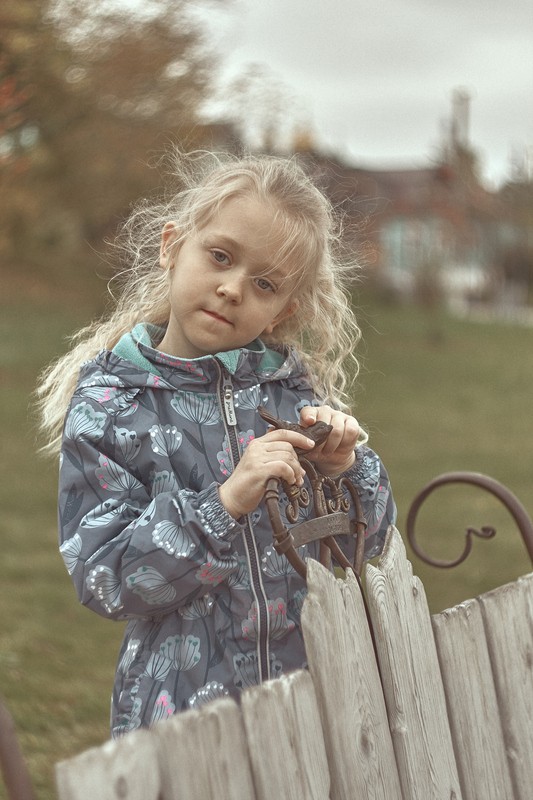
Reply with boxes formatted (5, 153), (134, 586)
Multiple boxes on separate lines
(201, 233), (240, 253)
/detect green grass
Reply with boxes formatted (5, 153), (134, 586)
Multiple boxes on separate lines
(356, 293), (533, 607)
(1, 287), (532, 798)
(0, 291), (124, 800)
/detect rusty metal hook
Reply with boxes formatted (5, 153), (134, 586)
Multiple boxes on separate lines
(406, 471), (533, 568)
(263, 462), (367, 580)
(258, 406), (368, 580)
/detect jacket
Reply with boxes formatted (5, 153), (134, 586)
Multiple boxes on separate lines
(58, 324), (395, 736)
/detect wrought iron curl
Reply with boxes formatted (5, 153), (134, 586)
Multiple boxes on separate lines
(299, 457), (329, 516)
(282, 485), (311, 524)
(323, 475), (351, 514)
(406, 471), (533, 568)
(263, 469), (367, 579)
(258, 405), (368, 579)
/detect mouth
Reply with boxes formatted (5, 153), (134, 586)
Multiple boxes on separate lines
(202, 309), (232, 325)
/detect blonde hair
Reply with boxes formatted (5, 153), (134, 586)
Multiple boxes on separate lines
(37, 150), (363, 454)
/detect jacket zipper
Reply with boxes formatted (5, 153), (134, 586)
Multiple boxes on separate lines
(217, 363), (271, 683)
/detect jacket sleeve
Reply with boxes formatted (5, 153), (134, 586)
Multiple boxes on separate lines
(338, 443), (396, 560)
(58, 398), (246, 621)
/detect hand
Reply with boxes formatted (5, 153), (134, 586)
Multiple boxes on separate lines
(298, 405), (360, 476)
(218, 428), (316, 519)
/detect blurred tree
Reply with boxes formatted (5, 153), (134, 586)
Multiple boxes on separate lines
(220, 63), (304, 154)
(0, 0), (221, 299)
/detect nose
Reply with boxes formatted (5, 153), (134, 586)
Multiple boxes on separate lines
(216, 273), (245, 303)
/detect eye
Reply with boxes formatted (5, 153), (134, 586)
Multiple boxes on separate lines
(211, 249), (230, 266)
(255, 276), (276, 292)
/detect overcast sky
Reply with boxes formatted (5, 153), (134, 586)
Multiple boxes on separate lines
(198, 0), (533, 188)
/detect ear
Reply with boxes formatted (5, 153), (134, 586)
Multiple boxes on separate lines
(160, 222), (180, 269)
(263, 298), (299, 335)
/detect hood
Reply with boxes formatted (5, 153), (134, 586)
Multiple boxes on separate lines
(75, 323), (312, 395)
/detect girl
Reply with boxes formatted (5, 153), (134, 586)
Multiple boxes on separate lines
(38, 151), (395, 737)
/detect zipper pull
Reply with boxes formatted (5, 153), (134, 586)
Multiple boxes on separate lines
(223, 383), (237, 426)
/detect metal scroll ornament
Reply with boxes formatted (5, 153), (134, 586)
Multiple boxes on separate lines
(406, 471), (533, 568)
(258, 407), (367, 580)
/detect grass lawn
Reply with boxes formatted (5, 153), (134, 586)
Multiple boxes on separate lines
(1, 285), (532, 798)
(356, 291), (533, 607)
(0, 286), (124, 800)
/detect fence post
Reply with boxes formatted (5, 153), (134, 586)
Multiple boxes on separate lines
(432, 597), (514, 799)
(479, 572), (533, 799)
(365, 526), (463, 799)
(301, 555), (402, 799)
(55, 728), (161, 800)
(241, 669), (330, 800)
(153, 696), (256, 799)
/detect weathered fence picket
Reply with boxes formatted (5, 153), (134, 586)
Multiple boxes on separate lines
(55, 728), (161, 800)
(54, 527), (533, 800)
(153, 696), (255, 799)
(241, 669), (330, 800)
(365, 530), (463, 799)
(479, 573), (533, 800)
(431, 598), (515, 799)
(301, 559), (402, 800)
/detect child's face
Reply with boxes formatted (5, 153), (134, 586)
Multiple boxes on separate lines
(157, 195), (299, 359)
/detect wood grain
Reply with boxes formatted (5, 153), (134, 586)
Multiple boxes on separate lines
(301, 555), (402, 799)
(366, 526), (463, 799)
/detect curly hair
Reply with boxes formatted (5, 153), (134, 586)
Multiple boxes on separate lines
(37, 149), (363, 454)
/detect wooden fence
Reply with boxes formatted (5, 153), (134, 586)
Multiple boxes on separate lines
(55, 527), (533, 799)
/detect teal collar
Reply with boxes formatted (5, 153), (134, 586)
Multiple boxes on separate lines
(113, 324), (159, 374)
(112, 324), (284, 376)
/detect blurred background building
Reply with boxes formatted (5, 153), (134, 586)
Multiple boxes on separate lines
(2, 1), (532, 316)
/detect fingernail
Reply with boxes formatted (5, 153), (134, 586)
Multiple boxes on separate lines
(306, 438), (315, 446)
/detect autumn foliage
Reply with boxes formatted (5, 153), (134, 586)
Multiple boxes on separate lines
(0, 0), (219, 300)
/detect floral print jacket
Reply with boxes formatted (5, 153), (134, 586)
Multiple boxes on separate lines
(58, 324), (395, 737)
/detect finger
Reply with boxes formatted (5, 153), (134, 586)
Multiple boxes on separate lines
(245, 437), (305, 469)
(263, 448), (305, 474)
(253, 442), (305, 466)
(264, 458), (306, 486)
(344, 415), (361, 443)
(318, 414), (360, 456)
(261, 428), (316, 450)
(246, 436), (305, 459)
(299, 406), (319, 426)
(313, 405), (336, 424)
(318, 426), (343, 455)
(311, 409), (342, 451)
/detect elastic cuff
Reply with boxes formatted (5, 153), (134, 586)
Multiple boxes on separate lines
(344, 446), (381, 500)
(343, 447), (367, 488)
(196, 483), (243, 541)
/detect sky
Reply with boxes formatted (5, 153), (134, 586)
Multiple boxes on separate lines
(196, 0), (533, 188)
